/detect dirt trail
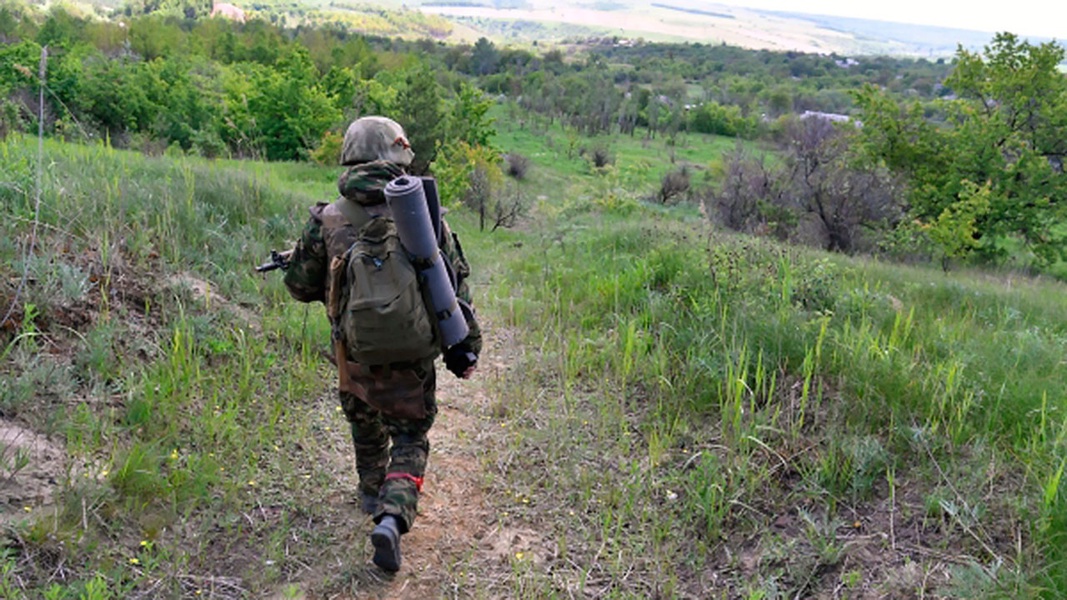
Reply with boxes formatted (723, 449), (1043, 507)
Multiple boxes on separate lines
(320, 325), (528, 600)
(0, 267), (531, 598)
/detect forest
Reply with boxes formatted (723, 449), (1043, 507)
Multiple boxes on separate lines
(3, 0), (1064, 275)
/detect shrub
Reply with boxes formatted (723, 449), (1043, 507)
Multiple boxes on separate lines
(656, 167), (690, 205)
(503, 152), (531, 180)
(309, 130), (343, 166)
(590, 145), (614, 169)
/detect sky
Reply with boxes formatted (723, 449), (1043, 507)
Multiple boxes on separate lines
(716, 1), (1067, 40)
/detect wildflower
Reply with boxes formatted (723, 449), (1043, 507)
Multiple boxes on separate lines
(515, 552), (525, 560)
(140, 540), (149, 547)
(23, 506), (31, 512)
(248, 480), (256, 487)
(129, 557), (140, 565)
(170, 449), (179, 460)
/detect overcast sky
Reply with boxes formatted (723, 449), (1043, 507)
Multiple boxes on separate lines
(716, 1), (1067, 40)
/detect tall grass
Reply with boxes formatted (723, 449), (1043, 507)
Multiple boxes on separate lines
(479, 196), (1067, 597)
(4, 129), (1067, 597)
(1, 136), (354, 596)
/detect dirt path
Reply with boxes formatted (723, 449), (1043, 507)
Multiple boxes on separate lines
(314, 325), (523, 600)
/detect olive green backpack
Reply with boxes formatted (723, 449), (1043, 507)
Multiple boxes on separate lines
(335, 198), (441, 365)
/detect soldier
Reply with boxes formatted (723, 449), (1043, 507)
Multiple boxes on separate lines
(282, 116), (482, 572)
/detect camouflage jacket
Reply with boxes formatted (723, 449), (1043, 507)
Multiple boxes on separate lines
(283, 162), (482, 356)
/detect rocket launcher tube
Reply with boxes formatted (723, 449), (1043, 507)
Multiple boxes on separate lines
(384, 176), (470, 349)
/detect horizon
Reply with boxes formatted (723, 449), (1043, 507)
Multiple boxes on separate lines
(714, 0), (1066, 40)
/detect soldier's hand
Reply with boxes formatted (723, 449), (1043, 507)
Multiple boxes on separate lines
(444, 343), (477, 379)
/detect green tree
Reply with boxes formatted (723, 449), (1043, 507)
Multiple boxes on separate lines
(923, 180), (992, 270)
(855, 33), (1067, 265)
(446, 82), (495, 148)
(395, 62), (444, 175)
(469, 36), (499, 76)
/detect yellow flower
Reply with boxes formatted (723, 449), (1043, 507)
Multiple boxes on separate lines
(140, 540), (149, 547)
(23, 506), (32, 512)
(515, 552), (525, 560)
(100, 470), (109, 477)
(129, 557), (140, 565)
(169, 449), (179, 460)
(248, 480), (256, 487)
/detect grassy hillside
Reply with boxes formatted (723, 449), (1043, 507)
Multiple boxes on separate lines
(2, 128), (1066, 598)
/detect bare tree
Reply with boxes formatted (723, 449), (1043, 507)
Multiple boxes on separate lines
(783, 118), (903, 252)
(703, 118), (904, 253)
(704, 143), (784, 235)
(491, 182), (527, 231)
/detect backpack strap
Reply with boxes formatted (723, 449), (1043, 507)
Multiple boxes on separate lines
(334, 196), (374, 232)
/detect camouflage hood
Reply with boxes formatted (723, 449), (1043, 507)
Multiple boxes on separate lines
(337, 160), (406, 206)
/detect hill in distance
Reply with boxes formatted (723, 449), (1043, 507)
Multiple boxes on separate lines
(363, 0), (1038, 56)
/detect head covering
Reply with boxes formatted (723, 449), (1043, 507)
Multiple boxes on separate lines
(340, 116), (415, 167)
(337, 161), (406, 206)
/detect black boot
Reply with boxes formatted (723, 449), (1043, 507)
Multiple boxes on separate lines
(371, 515), (402, 572)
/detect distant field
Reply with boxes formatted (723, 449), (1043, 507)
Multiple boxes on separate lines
(418, 1), (861, 53)
(408, 0), (1011, 55)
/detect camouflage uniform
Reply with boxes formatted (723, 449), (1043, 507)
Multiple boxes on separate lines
(283, 160), (481, 535)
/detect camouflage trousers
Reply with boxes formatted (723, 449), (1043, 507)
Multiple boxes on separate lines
(340, 358), (437, 534)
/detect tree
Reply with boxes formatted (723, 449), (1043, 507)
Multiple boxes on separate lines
(395, 62), (444, 175)
(855, 33), (1067, 265)
(469, 37), (498, 76)
(705, 119), (902, 252)
(446, 82), (495, 148)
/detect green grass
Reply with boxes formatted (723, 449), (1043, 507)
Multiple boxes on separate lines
(467, 194), (1067, 596)
(0, 136), (356, 596)
(490, 102), (755, 196)
(3, 126), (1067, 598)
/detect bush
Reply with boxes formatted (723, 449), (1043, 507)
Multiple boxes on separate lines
(588, 144), (614, 170)
(656, 167), (690, 205)
(504, 152), (531, 180)
(309, 130), (344, 166)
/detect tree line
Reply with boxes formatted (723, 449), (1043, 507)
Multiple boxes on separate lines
(702, 34), (1067, 270)
(2, 2), (1065, 271)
